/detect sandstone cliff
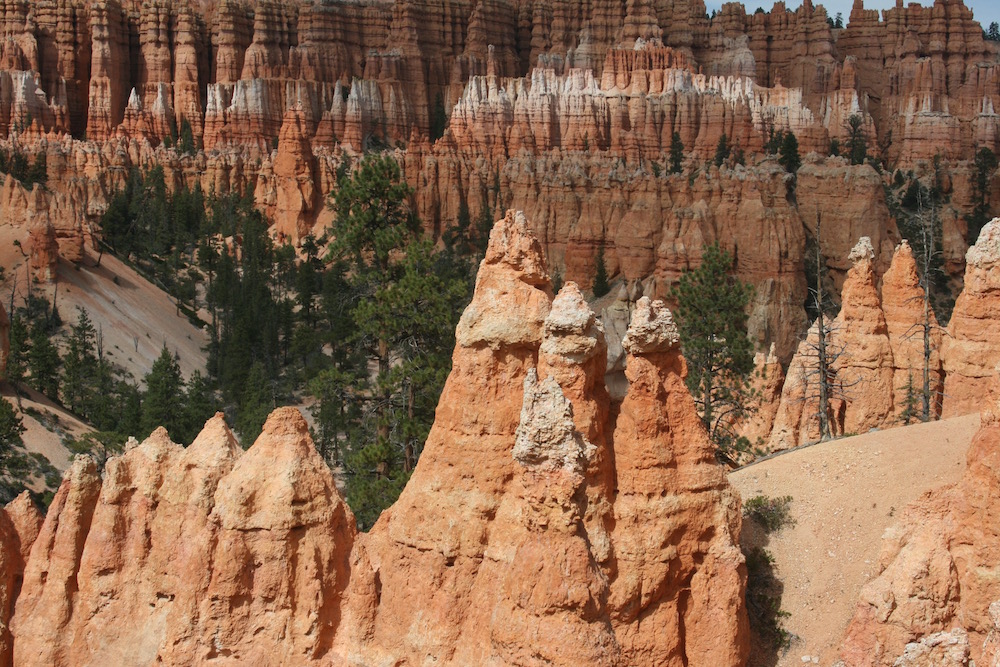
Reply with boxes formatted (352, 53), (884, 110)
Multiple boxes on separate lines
(839, 372), (1000, 666)
(1, 210), (749, 666)
(942, 217), (1000, 417)
(0, 0), (995, 365)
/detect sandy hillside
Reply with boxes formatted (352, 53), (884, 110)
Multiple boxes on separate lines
(729, 413), (981, 666)
(0, 222), (209, 382)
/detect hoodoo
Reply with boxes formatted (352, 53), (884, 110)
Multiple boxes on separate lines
(0, 211), (749, 666)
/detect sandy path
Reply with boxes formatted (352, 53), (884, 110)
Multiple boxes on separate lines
(729, 413), (980, 666)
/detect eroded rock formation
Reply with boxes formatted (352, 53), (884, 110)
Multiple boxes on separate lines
(1, 210), (749, 666)
(767, 237), (942, 451)
(943, 217), (1000, 417)
(839, 371), (1000, 666)
(0, 0), (995, 361)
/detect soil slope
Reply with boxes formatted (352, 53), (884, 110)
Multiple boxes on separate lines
(730, 414), (981, 666)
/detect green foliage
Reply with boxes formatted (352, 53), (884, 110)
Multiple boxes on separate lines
(27, 320), (60, 398)
(987, 21), (1000, 41)
(325, 154), (471, 529)
(61, 308), (99, 414)
(670, 243), (755, 462)
(743, 495), (795, 533)
(846, 114), (868, 165)
(178, 118), (196, 155)
(764, 126), (784, 155)
(892, 176), (954, 322)
(743, 494), (795, 654)
(714, 133), (731, 167)
(744, 546), (793, 651)
(0, 398), (27, 503)
(430, 92), (448, 142)
(0, 147), (47, 188)
(968, 146), (998, 245)
(829, 138), (841, 157)
(778, 131), (801, 173)
(897, 371), (922, 425)
(0, 398), (25, 471)
(236, 361), (273, 444)
(669, 131), (685, 174)
(140, 345), (185, 440)
(592, 247), (610, 297)
(65, 431), (126, 472)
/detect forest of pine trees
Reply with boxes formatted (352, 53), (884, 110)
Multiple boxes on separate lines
(1, 155), (480, 525)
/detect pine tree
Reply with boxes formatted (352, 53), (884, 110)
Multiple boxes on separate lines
(0, 398), (24, 462)
(62, 308), (98, 414)
(846, 114), (868, 165)
(236, 361), (272, 445)
(140, 344), (185, 438)
(27, 322), (60, 398)
(181, 370), (217, 444)
(6, 314), (28, 389)
(178, 118), (196, 155)
(778, 131), (801, 173)
(669, 131), (685, 174)
(325, 154), (470, 529)
(592, 247), (611, 297)
(969, 147), (998, 244)
(671, 243), (755, 462)
(714, 133), (731, 167)
(430, 93), (448, 142)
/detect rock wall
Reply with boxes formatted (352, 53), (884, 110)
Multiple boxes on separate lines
(942, 217), (1000, 416)
(839, 372), (1000, 667)
(767, 237), (944, 451)
(2, 210), (750, 666)
(0, 0), (995, 362)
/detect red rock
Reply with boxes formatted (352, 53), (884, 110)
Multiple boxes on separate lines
(840, 371), (1000, 666)
(3, 210), (750, 664)
(882, 241), (944, 420)
(0, 492), (41, 667)
(736, 343), (785, 451)
(943, 218), (1000, 417)
(610, 296), (749, 665)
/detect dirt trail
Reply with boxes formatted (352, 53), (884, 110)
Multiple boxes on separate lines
(729, 413), (980, 666)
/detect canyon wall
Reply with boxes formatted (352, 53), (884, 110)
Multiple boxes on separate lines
(0, 0), (997, 362)
(0, 210), (750, 666)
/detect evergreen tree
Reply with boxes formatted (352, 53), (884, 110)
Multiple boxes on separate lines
(27, 321), (60, 398)
(846, 114), (868, 165)
(236, 360), (273, 445)
(181, 370), (217, 444)
(592, 247), (611, 297)
(430, 93), (448, 142)
(969, 146), (998, 244)
(778, 130), (801, 173)
(714, 133), (731, 167)
(178, 118), (196, 155)
(988, 21), (1000, 41)
(671, 243), (755, 463)
(0, 398), (25, 480)
(140, 344), (185, 438)
(669, 131), (685, 174)
(325, 154), (469, 529)
(61, 308), (98, 414)
(6, 314), (28, 389)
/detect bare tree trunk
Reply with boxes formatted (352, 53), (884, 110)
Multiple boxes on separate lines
(815, 214), (832, 441)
